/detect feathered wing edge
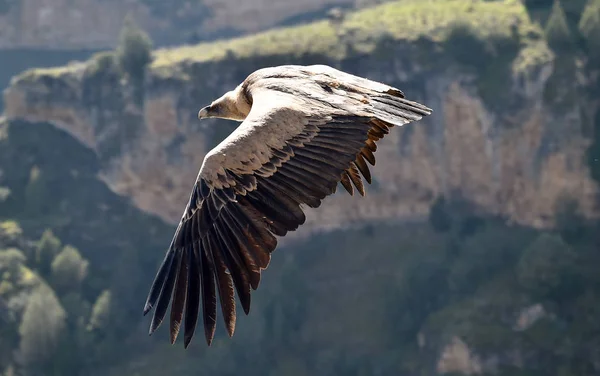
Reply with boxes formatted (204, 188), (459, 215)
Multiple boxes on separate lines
(143, 87), (432, 348)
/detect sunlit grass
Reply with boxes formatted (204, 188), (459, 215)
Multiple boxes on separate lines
(346, 0), (524, 40)
(14, 0), (546, 84)
(152, 20), (340, 68)
(152, 0), (535, 68)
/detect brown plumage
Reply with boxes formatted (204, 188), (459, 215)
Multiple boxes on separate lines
(143, 64), (432, 347)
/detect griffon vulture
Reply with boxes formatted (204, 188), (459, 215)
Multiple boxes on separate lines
(143, 64), (432, 347)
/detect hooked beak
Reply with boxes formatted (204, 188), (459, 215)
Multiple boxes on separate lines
(198, 106), (210, 119)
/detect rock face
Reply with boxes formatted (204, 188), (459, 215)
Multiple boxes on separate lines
(0, 0), (356, 49)
(2, 2), (598, 237)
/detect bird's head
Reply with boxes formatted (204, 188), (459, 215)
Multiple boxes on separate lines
(198, 85), (251, 122)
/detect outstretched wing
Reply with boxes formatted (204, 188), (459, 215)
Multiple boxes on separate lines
(143, 73), (432, 348)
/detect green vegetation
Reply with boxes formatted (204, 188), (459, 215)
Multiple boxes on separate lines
(50, 245), (89, 294)
(150, 0), (535, 69)
(2, 0), (600, 374)
(116, 16), (153, 105)
(13, 0), (549, 116)
(12, 0), (540, 78)
(18, 284), (66, 375)
(35, 230), (61, 276)
(84, 51), (119, 78)
(116, 17), (153, 80)
(0, 118), (173, 374)
(1, 114), (599, 374)
(579, 0), (600, 63)
(88, 290), (111, 332)
(587, 110), (600, 185)
(580, 0), (600, 186)
(544, 0), (576, 51)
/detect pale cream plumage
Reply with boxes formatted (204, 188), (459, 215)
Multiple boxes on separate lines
(143, 64), (433, 348)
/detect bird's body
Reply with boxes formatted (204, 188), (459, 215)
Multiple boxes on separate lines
(143, 64), (432, 348)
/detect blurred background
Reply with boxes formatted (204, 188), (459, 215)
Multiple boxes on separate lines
(1, 0), (599, 375)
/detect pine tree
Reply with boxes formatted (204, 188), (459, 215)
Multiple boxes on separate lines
(35, 229), (61, 277)
(88, 290), (111, 332)
(116, 15), (153, 105)
(50, 245), (89, 295)
(579, 0), (600, 63)
(18, 285), (66, 372)
(545, 0), (576, 51)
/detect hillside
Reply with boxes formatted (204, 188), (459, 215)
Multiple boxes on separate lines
(0, 0), (365, 49)
(5, 0), (598, 231)
(1, 0), (600, 375)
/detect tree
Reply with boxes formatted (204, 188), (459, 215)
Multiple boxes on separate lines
(445, 21), (492, 68)
(516, 233), (579, 299)
(522, 0), (554, 9)
(545, 0), (576, 52)
(50, 246), (88, 295)
(35, 230), (61, 277)
(579, 0), (600, 63)
(88, 290), (111, 332)
(116, 15), (153, 105)
(0, 248), (26, 276)
(18, 285), (66, 373)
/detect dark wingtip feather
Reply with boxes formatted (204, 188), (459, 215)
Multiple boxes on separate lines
(149, 316), (161, 336)
(148, 249), (183, 336)
(242, 298), (251, 315)
(199, 236), (218, 347)
(169, 247), (190, 345)
(143, 248), (177, 316)
(183, 241), (201, 349)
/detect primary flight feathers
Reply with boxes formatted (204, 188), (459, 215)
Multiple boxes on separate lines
(143, 64), (432, 347)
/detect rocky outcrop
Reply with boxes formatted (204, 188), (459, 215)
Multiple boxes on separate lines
(0, 0), (357, 49)
(3, 0), (598, 238)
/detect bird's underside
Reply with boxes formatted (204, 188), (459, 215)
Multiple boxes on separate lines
(143, 64), (433, 348)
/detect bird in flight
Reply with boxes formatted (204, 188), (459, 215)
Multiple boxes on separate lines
(143, 64), (432, 348)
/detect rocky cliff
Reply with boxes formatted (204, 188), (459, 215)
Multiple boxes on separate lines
(3, 0), (598, 237)
(0, 0), (360, 49)
(3, 1), (600, 375)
